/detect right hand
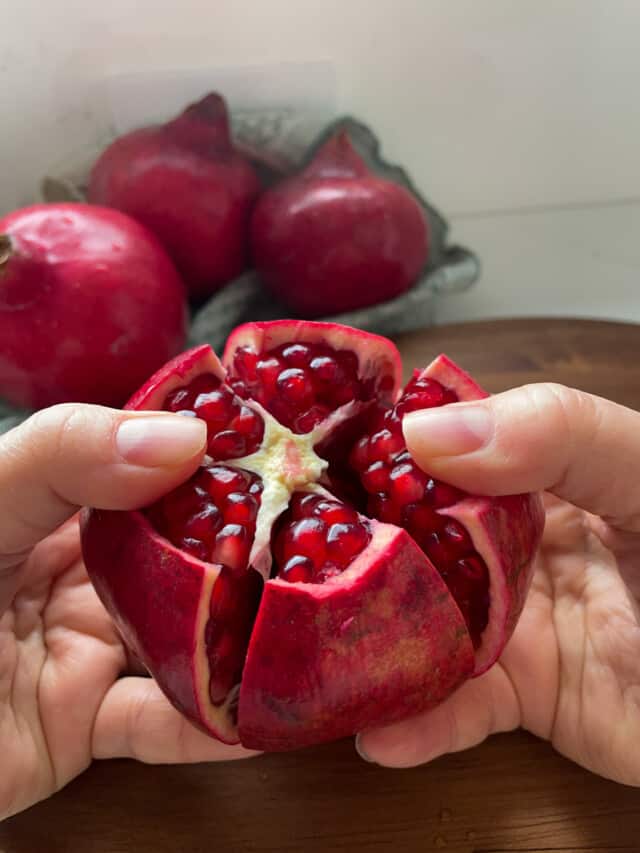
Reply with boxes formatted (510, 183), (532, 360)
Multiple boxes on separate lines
(358, 383), (640, 786)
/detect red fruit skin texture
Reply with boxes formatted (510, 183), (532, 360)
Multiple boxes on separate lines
(238, 522), (474, 751)
(80, 508), (238, 743)
(250, 131), (430, 318)
(88, 93), (262, 301)
(0, 203), (187, 409)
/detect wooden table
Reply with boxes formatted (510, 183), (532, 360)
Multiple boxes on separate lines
(2, 317), (640, 853)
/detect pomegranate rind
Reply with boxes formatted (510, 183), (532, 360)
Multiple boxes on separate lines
(237, 522), (474, 751)
(222, 320), (403, 406)
(125, 344), (225, 411)
(424, 355), (545, 674)
(80, 508), (239, 744)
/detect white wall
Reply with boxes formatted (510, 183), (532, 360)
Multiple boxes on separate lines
(2, 0), (639, 323)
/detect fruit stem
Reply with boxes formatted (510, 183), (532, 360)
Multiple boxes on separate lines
(308, 131), (369, 179)
(0, 234), (11, 270)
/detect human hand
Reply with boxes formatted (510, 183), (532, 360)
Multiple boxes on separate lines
(0, 405), (254, 821)
(357, 383), (640, 786)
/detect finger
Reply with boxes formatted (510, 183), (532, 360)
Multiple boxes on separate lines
(92, 677), (258, 763)
(403, 383), (640, 531)
(0, 404), (207, 567)
(356, 664), (520, 768)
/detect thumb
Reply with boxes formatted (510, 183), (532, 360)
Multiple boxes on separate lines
(0, 403), (206, 577)
(403, 383), (640, 531)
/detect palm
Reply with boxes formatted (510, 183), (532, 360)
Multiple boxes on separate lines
(406, 495), (640, 785)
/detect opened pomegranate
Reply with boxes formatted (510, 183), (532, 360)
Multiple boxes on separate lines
(81, 321), (543, 751)
(88, 93), (261, 301)
(0, 203), (187, 409)
(250, 132), (430, 317)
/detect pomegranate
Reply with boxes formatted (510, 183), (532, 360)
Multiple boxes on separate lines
(0, 203), (187, 410)
(88, 93), (261, 301)
(81, 321), (543, 751)
(250, 132), (430, 318)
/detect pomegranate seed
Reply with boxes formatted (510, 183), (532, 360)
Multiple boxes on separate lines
(249, 479), (263, 496)
(289, 492), (322, 519)
(233, 347), (259, 382)
(388, 463), (427, 505)
(165, 387), (192, 412)
(282, 518), (327, 566)
(312, 501), (358, 525)
(229, 405), (263, 439)
(183, 504), (223, 542)
(309, 355), (343, 384)
(368, 494), (402, 526)
(315, 563), (342, 583)
(293, 404), (332, 433)
(281, 555), (314, 583)
(210, 573), (233, 618)
(201, 466), (250, 502)
(194, 388), (236, 426)
(207, 430), (247, 460)
(161, 483), (205, 525)
(441, 388), (458, 404)
(188, 374), (221, 397)
(368, 429), (404, 463)
(441, 519), (473, 560)
(362, 461), (390, 494)
(281, 343), (312, 367)
(424, 531), (449, 566)
(334, 381), (358, 406)
(180, 537), (209, 561)
(223, 492), (259, 525)
(256, 357), (282, 396)
(349, 436), (371, 472)
(276, 368), (314, 406)
(402, 503), (441, 537)
(212, 524), (250, 572)
(326, 522), (370, 566)
(336, 349), (359, 376)
(424, 478), (463, 508)
(455, 555), (488, 587)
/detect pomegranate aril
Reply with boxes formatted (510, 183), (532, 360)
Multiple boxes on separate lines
(208, 430), (247, 460)
(312, 500), (358, 525)
(337, 349), (359, 376)
(183, 503), (223, 542)
(234, 347), (259, 382)
(281, 555), (314, 583)
(186, 374), (221, 397)
(201, 466), (251, 502)
(309, 355), (344, 384)
(281, 343), (312, 367)
(276, 368), (314, 406)
(282, 517), (327, 566)
(180, 537), (209, 561)
(290, 492), (322, 519)
(333, 382), (358, 406)
(210, 572), (233, 618)
(368, 429), (404, 463)
(441, 519), (473, 559)
(223, 492), (259, 525)
(424, 478), (464, 508)
(326, 522), (370, 566)
(165, 387), (192, 412)
(349, 436), (370, 472)
(388, 463), (427, 505)
(194, 388), (235, 426)
(441, 388), (458, 405)
(293, 404), (331, 433)
(229, 405), (263, 439)
(256, 357), (282, 395)
(368, 493), (402, 526)
(362, 461), (390, 494)
(402, 502), (441, 536)
(212, 524), (250, 572)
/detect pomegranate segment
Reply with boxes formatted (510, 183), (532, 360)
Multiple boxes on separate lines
(81, 322), (544, 752)
(227, 341), (370, 433)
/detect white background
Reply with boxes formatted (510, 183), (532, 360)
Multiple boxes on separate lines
(2, 0), (639, 324)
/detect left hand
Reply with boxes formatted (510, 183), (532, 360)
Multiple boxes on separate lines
(1, 403), (255, 821)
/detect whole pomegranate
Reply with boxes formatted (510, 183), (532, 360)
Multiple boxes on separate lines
(81, 321), (543, 751)
(250, 133), (430, 318)
(0, 203), (187, 409)
(88, 93), (262, 301)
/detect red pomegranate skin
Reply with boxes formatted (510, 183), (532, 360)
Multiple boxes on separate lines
(0, 203), (187, 410)
(250, 132), (429, 317)
(88, 93), (262, 301)
(80, 322), (544, 752)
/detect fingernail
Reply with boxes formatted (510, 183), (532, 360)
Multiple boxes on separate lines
(402, 403), (493, 457)
(355, 734), (377, 764)
(116, 415), (207, 467)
